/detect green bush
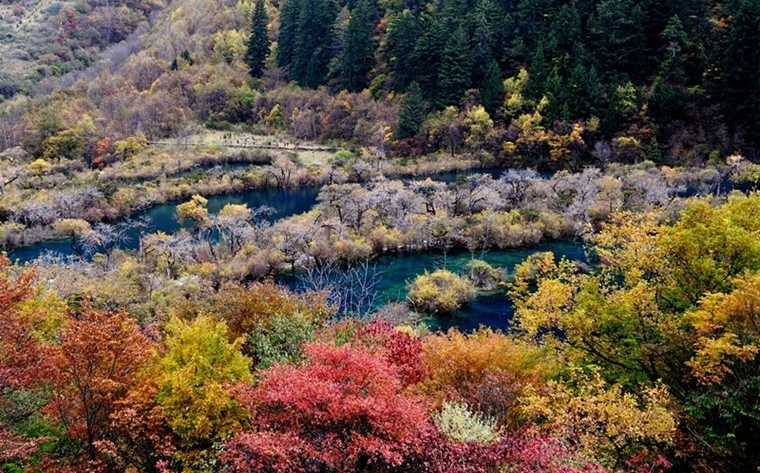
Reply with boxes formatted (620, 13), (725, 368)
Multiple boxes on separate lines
(407, 269), (476, 314)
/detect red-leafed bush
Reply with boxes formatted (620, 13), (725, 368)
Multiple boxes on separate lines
(353, 320), (426, 386)
(223, 342), (431, 472)
(0, 257), (55, 390)
(495, 429), (608, 473)
(0, 428), (46, 465)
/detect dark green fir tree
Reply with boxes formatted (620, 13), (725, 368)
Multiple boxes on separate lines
(245, 0), (271, 78)
(588, 0), (645, 82)
(180, 49), (194, 66)
(384, 9), (418, 93)
(648, 16), (690, 126)
(396, 81), (426, 139)
(480, 59), (504, 117)
(566, 58), (603, 120)
(524, 42), (550, 103)
(716, 0), (760, 146)
(277, 0), (300, 68)
(340, 2), (374, 92)
(437, 25), (472, 108)
(293, 0), (338, 87)
(410, 14), (446, 102)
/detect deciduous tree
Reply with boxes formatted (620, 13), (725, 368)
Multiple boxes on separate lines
(407, 269), (475, 314)
(156, 315), (250, 466)
(45, 304), (156, 470)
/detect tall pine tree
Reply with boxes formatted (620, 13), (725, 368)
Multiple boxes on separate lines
(384, 10), (419, 93)
(716, 0), (760, 147)
(410, 14), (446, 102)
(277, 0), (300, 70)
(340, 2), (375, 92)
(437, 25), (472, 108)
(566, 59), (603, 121)
(472, 6), (494, 89)
(480, 59), (504, 117)
(245, 0), (271, 78)
(649, 16), (690, 126)
(292, 0), (338, 87)
(588, 0), (646, 83)
(524, 42), (550, 103)
(396, 82), (426, 139)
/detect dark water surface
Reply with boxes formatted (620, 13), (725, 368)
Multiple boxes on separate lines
(365, 241), (585, 332)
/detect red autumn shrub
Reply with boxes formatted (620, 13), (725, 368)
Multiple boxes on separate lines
(223, 342), (430, 472)
(353, 320), (426, 386)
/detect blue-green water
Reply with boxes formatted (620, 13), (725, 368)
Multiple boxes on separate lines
(281, 241), (586, 332)
(8, 186), (321, 262)
(371, 242), (585, 332)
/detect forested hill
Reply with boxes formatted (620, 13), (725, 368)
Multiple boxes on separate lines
(1, 0), (760, 168)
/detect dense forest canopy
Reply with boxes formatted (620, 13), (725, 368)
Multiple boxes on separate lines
(0, 0), (759, 167)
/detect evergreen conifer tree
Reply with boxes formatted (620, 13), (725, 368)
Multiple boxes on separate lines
(277, 0), (300, 69)
(648, 16), (689, 125)
(410, 14), (446, 102)
(384, 10), (419, 93)
(437, 25), (472, 108)
(340, 2), (374, 92)
(480, 60), (504, 117)
(180, 49), (194, 65)
(716, 0), (760, 146)
(524, 42), (549, 102)
(543, 66), (567, 123)
(396, 82), (426, 139)
(245, 0), (271, 78)
(293, 0), (338, 87)
(546, 3), (583, 72)
(514, 0), (555, 57)
(472, 11), (493, 89)
(566, 57), (603, 120)
(588, 0), (645, 83)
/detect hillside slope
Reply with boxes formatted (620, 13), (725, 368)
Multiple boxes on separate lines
(0, 0), (163, 100)
(1, 0), (760, 169)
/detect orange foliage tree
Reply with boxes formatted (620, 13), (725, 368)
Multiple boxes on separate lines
(213, 280), (334, 367)
(44, 303), (156, 470)
(0, 257), (59, 466)
(420, 328), (556, 424)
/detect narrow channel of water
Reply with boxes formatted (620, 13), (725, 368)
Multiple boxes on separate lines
(8, 186), (321, 262)
(8, 169), (509, 262)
